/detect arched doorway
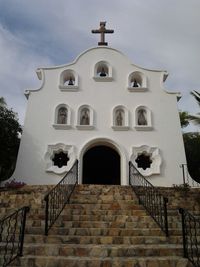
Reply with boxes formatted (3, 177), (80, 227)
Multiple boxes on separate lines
(82, 145), (120, 185)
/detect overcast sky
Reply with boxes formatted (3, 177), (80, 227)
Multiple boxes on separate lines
(0, 0), (199, 132)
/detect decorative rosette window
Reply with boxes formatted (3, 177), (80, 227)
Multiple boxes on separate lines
(131, 145), (162, 176)
(45, 144), (75, 174)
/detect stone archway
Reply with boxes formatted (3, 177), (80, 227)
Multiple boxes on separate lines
(82, 145), (120, 185)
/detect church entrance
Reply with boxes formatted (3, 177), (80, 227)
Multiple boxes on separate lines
(82, 145), (120, 185)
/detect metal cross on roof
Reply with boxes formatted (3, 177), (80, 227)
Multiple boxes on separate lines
(91, 22), (114, 46)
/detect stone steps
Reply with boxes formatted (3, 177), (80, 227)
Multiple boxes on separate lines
(9, 255), (190, 267)
(25, 226), (182, 236)
(24, 234), (183, 245)
(16, 243), (183, 257)
(1, 184), (196, 267)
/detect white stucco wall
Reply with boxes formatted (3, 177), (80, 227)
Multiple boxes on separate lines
(12, 46), (186, 186)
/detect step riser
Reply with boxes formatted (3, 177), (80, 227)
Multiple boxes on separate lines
(8, 257), (190, 267)
(24, 235), (183, 245)
(21, 245), (183, 257)
(26, 227), (170, 236)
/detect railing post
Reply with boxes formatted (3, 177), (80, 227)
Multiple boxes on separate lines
(128, 161), (131, 185)
(45, 195), (49, 236)
(163, 197), (169, 237)
(76, 160), (78, 183)
(179, 208), (188, 258)
(19, 206), (30, 256)
(180, 164), (186, 186)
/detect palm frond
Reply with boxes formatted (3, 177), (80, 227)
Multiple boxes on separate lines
(190, 90), (200, 107)
(188, 114), (200, 125)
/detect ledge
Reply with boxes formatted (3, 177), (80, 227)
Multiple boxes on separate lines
(53, 124), (71, 129)
(128, 87), (148, 92)
(135, 126), (153, 131)
(112, 126), (129, 131)
(76, 125), (94, 130)
(59, 85), (79, 91)
(46, 165), (68, 174)
(93, 77), (113, 82)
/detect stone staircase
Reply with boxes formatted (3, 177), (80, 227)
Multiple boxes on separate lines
(1, 184), (198, 267)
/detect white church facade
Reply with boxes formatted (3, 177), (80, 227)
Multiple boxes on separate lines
(12, 23), (186, 186)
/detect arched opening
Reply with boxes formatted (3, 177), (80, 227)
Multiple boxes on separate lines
(82, 145), (120, 185)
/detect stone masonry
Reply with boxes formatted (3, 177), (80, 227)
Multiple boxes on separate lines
(1, 184), (199, 267)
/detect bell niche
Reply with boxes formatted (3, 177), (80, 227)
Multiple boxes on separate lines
(59, 69), (78, 91)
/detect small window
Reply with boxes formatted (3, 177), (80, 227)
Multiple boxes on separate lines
(112, 105), (129, 131)
(128, 71), (147, 92)
(135, 151), (152, 170)
(77, 105), (94, 130)
(52, 151), (69, 168)
(59, 69), (78, 91)
(135, 106), (152, 131)
(93, 61), (113, 81)
(53, 104), (71, 129)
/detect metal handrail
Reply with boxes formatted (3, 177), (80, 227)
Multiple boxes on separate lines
(0, 206), (30, 267)
(44, 160), (78, 235)
(180, 164), (200, 188)
(179, 208), (200, 267)
(129, 161), (169, 236)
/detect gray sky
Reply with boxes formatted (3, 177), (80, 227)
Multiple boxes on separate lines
(0, 0), (199, 131)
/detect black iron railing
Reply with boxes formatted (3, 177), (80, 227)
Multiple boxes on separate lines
(129, 161), (169, 236)
(179, 208), (200, 267)
(44, 160), (78, 235)
(180, 164), (200, 188)
(0, 206), (30, 267)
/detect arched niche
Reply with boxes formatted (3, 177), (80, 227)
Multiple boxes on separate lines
(76, 104), (94, 130)
(59, 69), (78, 91)
(53, 104), (71, 129)
(128, 71), (147, 92)
(112, 105), (129, 130)
(134, 105), (153, 131)
(93, 61), (113, 81)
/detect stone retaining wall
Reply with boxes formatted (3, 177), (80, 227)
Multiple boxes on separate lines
(0, 185), (200, 219)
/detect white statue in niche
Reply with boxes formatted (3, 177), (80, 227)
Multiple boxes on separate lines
(80, 108), (90, 125)
(57, 107), (67, 124)
(115, 109), (124, 126)
(137, 109), (147, 125)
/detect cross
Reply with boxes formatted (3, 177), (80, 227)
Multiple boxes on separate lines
(92, 22), (114, 46)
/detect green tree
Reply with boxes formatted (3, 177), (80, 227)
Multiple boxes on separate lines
(179, 111), (190, 128)
(0, 97), (6, 107)
(0, 101), (22, 184)
(188, 90), (200, 125)
(183, 132), (200, 183)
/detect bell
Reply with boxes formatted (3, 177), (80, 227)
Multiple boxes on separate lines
(133, 79), (139, 87)
(100, 67), (107, 77)
(68, 77), (74, 85)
